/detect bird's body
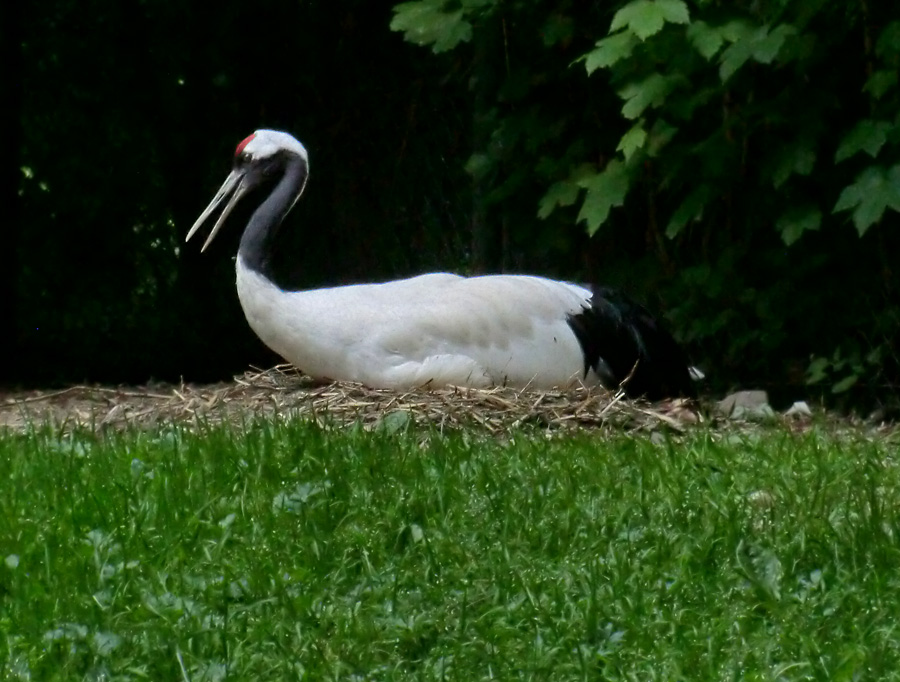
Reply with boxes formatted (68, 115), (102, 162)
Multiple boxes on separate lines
(188, 130), (697, 399)
(237, 259), (592, 389)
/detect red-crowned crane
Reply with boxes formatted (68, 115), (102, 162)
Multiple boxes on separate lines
(186, 130), (697, 400)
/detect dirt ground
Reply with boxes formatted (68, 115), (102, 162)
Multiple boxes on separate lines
(0, 366), (704, 435)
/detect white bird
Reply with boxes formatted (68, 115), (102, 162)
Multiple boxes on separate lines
(187, 129), (696, 399)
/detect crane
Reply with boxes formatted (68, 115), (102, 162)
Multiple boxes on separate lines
(186, 130), (697, 400)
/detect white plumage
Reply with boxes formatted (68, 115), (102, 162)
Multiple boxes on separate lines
(187, 130), (696, 399)
(237, 260), (592, 388)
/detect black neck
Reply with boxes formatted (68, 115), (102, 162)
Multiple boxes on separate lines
(238, 153), (308, 283)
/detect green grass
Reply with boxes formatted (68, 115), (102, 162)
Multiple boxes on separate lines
(1, 420), (899, 680)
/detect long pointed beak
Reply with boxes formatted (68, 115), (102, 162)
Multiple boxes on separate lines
(186, 170), (250, 252)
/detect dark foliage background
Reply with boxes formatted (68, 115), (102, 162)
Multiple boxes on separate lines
(4, 0), (900, 407)
(8, 0), (471, 384)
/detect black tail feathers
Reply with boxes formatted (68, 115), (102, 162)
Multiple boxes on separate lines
(566, 286), (696, 400)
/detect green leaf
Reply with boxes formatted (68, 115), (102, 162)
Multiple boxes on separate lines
(719, 31), (756, 81)
(610, 0), (688, 41)
(377, 409), (412, 434)
(835, 120), (891, 162)
(719, 23), (795, 81)
(656, 0), (690, 25)
(538, 181), (579, 219)
(617, 121), (648, 161)
(875, 21), (900, 57)
(752, 24), (796, 64)
(666, 186), (710, 238)
(390, 0), (473, 53)
(577, 160), (631, 236)
(537, 163), (595, 219)
(646, 119), (678, 157)
(611, 1), (664, 39)
(465, 153), (492, 181)
(833, 165), (900, 236)
(687, 21), (724, 60)
(866, 346), (883, 365)
(806, 357), (829, 385)
(618, 74), (681, 120)
(584, 32), (639, 74)
(720, 19), (754, 43)
(864, 70), (898, 100)
(771, 142), (816, 188)
(832, 375), (858, 394)
(776, 206), (821, 246)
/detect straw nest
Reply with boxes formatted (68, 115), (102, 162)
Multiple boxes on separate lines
(0, 365), (701, 434)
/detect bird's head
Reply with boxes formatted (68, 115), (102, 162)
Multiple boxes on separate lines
(186, 130), (309, 252)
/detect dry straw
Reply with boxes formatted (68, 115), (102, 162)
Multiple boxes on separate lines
(0, 365), (700, 434)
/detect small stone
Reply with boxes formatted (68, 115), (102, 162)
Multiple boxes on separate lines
(784, 401), (812, 418)
(717, 390), (772, 419)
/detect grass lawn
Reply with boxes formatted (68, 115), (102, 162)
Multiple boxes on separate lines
(1, 418), (899, 680)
